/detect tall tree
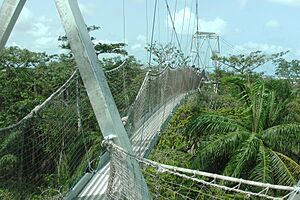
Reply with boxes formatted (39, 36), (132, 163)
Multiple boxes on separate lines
(212, 51), (287, 75)
(275, 58), (300, 83)
(146, 42), (190, 69)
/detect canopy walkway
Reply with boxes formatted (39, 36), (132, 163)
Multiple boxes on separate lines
(0, 0), (299, 199)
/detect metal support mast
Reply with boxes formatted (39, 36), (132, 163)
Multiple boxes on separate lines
(191, 32), (220, 72)
(0, 0), (26, 51)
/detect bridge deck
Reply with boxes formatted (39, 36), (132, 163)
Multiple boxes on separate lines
(72, 95), (185, 199)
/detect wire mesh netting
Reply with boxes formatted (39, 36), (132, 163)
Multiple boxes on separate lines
(0, 55), (204, 199)
(0, 70), (102, 198)
(74, 66), (203, 199)
(105, 142), (300, 200)
(104, 59), (146, 118)
(127, 67), (202, 139)
(0, 59), (147, 198)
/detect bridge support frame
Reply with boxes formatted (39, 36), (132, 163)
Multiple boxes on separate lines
(191, 31), (220, 72)
(0, 0), (151, 199)
(0, 0), (26, 51)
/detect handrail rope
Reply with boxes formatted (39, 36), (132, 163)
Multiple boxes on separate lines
(148, 65), (170, 77)
(104, 141), (297, 193)
(104, 59), (127, 74)
(0, 69), (78, 132)
(1, 65), (201, 133)
(125, 71), (151, 123)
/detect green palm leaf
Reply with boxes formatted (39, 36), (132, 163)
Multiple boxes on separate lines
(250, 83), (265, 133)
(187, 114), (247, 137)
(269, 150), (299, 186)
(263, 124), (300, 156)
(264, 91), (285, 128)
(263, 123), (300, 139)
(223, 134), (260, 178)
(192, 130), (249, 170)
(250, 143), (272, 183)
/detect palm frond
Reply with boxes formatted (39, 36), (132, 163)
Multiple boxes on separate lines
(192, 131), (249, 170)
(264, 138), (299, 160)
(223, 134), (260, 178)
(269, 150), (298, 186)
(186, 114), (247, 137)
(264, 123), (300, 140)
(275, 151), (300, 181)
(250, 83), (265, 133)
(250, 143), (272, 183)
(264, 91), (285, 128)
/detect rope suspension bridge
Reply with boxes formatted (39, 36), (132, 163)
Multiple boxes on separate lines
(0, 0), (299, 199)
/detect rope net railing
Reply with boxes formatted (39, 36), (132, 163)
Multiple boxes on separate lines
(104, 59), (146, 118)
(104, 141), (300, 200)
(0, 57), (203, 198)
(126, 66), (202, 140)
(0, 60), (146, 198)
(0, 69), (102, 198)
(71, 66), (204, 199)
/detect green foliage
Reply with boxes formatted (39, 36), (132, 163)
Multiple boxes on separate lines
(212, 51), (287, 74)
(275, 58), (300, 82)
(188, 81), (300, 185)
(58, 25), (101, 50)
(146, 42), (190, 68)
(0, 44), (145, 199)
(95, 42), (127, 56)
(0, 48), (74, 127)
(0, 189), (14, 200)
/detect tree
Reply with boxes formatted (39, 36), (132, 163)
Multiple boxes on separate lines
(58, 25), (128, 57)
(212, 51), (287, 75)
(0, 46), (50, 70)
(58, 25), (101, 50)
(187, 81), (300, 186)
(146, 42), (190, 69)
(94, 43), (127, 56)
(275, 58), (300, 82)
(0, 47), (74, 127)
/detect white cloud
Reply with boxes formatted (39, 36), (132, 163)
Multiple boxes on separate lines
(8, 6), (63, 53)
(237, 0), (249, 8)
(137, 34), (147, 43)
(267, 0), (300, 6)
(131, 44), (143, 51)
(199, 18), (227, 34)
(166, 7), (227, 35)
(14, 6), (34, 31)
(265, 19), (280, 28)
(131, 34), (147, 51)
(235, 42), (290, 54)
(27, 22), (50, 37)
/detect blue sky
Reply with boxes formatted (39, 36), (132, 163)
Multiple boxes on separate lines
(1, 0), (300, 72)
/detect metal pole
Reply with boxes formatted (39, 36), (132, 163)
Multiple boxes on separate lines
(54, 0), (150, 198)
(0, 0), (26, 51)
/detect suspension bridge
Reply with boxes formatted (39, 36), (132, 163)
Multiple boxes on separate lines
(0, 0), (299, 199)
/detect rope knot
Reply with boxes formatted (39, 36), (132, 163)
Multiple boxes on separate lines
(102, 134), (117, 150)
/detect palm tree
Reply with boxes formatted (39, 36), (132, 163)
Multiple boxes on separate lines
(188, 81), (300, 186)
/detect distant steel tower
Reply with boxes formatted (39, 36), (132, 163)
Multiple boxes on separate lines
(190, 31), (220, 72)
